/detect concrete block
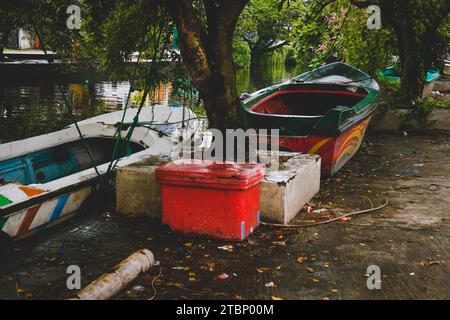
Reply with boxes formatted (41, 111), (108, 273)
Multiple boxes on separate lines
(370, 109), (450, 133)
(258, 152), (321, 224)
(434, 80), (450, 93)
(116, 156), (170, 218)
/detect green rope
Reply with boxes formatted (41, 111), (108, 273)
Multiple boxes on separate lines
(31, 15), (177, 193)
(105, 19), (174, 175)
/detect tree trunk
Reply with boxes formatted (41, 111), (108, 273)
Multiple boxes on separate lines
(350, 0), (449, 104)
(166, 0), (248, 131)
(391, 8), (425, 104)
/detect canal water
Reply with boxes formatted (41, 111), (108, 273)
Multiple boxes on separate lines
(0, 56), (303, 143)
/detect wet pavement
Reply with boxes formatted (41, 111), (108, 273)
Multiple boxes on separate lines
(0, 132), (449, 300)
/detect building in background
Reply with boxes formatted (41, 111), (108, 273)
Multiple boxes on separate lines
(7, 29), (39, 50)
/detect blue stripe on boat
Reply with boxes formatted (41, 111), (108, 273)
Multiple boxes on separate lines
(49, 195), (70, 223)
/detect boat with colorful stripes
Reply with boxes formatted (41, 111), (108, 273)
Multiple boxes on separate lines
(0, 105), (201, 250)
(240, 62), (380, 176)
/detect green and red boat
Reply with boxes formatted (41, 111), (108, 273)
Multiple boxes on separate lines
(240, 62), (380, 176)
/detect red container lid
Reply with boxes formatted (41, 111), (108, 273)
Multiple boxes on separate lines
(156, 160), (266, 190)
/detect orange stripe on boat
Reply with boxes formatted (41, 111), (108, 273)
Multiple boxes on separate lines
(336, 141), (359, 165)
(18, 186), (46, 197)
(308, 138), (333, 154)
(336, 131), (362, 156)
(16, 205), (41, 237)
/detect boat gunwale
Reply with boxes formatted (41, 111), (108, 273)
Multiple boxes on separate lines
(246, 88), (369, 119)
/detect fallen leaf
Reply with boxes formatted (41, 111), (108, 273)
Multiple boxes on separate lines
(306, 267), (315, 273)
(265, 282), (277, 288)
(271, 296), (283, 300)
(297, 256), (307, 264)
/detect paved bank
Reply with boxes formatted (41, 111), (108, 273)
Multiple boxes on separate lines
(0, 133), (449, 300)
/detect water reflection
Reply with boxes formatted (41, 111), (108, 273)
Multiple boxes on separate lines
(236, 53), (305, 93)
(0, 55), (305, 143)
(0, 81), (174, 143)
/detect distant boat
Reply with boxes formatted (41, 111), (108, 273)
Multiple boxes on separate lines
(0, 105), (201, 243)
(240, 62), (380, 176)
(378, 65), (440, 97)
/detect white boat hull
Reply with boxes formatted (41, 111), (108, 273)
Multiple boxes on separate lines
(0, 105), (201, 240)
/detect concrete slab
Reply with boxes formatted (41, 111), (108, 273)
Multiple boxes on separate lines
(258, 151), (321, 224)
(115, 156), (170, 218)
(370, 109), (450, 133)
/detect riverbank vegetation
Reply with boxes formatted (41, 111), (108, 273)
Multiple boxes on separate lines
(1, 0), (448, 126)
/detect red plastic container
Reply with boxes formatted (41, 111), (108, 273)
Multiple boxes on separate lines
(156, 160), (266, 241)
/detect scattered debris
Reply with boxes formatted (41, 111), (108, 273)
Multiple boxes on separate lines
(172, 266), (185, 270)
(217, 273), (229, 280)
(421, 260), (441, 267)
(399, 169), (419, 175)
(72, 249), (156, 300)
(217, 245), (234, 252)
(313, 208), (329, 214)
(132, 285), (146, 292)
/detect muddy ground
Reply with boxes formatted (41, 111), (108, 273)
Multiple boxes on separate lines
(0, 132), (449, 300)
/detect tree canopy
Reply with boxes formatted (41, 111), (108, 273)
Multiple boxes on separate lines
(1, 0), (449, 125)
